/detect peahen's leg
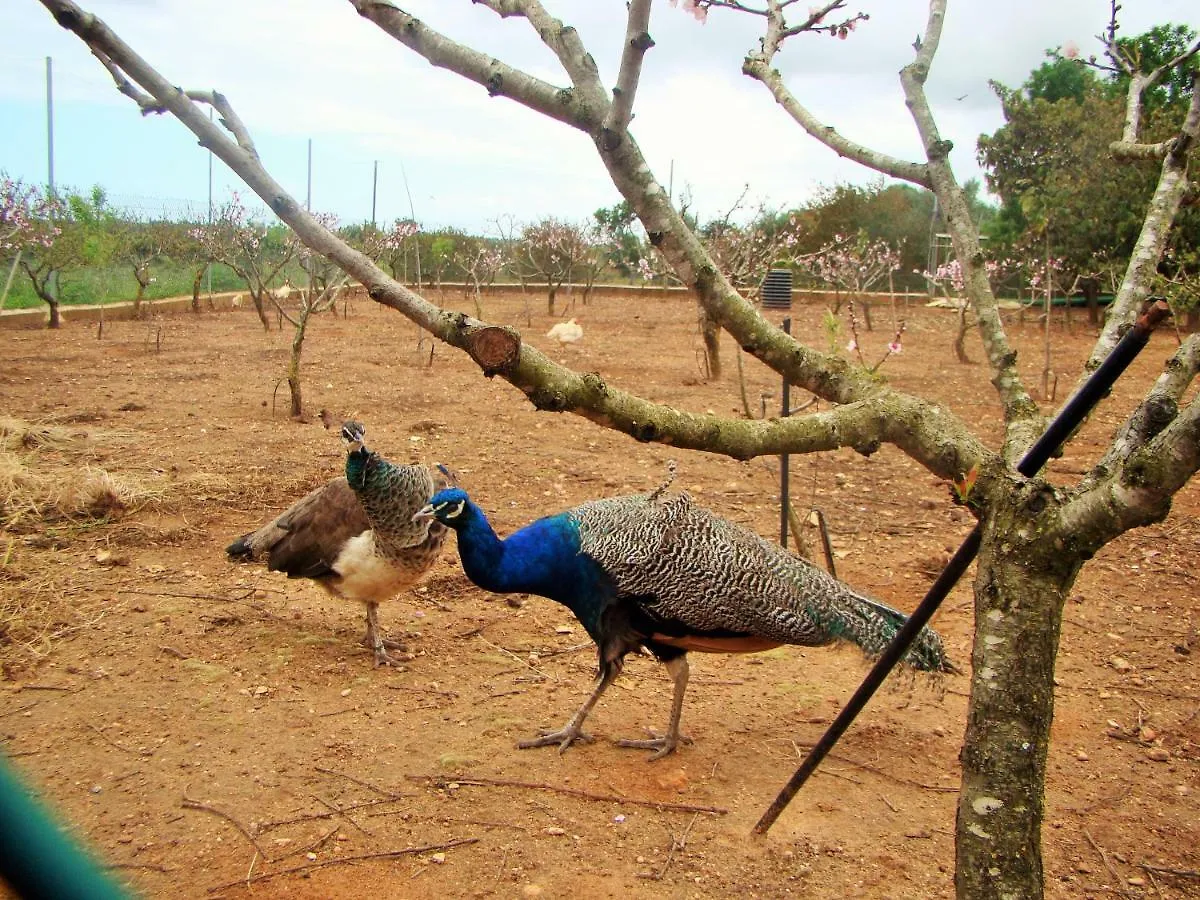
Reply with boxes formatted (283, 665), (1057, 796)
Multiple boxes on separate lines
(617, 655), (692, 761)
(362, 601), (411, 667)
(520, 666), (617, 754)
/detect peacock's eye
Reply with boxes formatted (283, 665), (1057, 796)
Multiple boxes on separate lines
(434, 499), (466, 520)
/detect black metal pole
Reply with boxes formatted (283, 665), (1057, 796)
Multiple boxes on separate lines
(780, 317), (792, 548)
(754, 298), (1171, 834)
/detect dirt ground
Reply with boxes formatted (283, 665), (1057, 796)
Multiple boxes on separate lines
(0, 287), (1196, 899)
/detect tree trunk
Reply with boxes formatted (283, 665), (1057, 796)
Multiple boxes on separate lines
(953, 301), (972, 364)
(250, 289), (271, 331)
(698, 303), (722, 379)
(191, 266), (205, 313)
(133, 279), (146, 318)
(956, 495), (1080, 900)
(1186, 307), (1199, 332)
(288, 309), (309, 418)
(45, 296), (61, 329)
(547, 282), (557, 317)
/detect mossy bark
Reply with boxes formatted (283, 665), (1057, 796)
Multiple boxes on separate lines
(956, 488), (1081, 900)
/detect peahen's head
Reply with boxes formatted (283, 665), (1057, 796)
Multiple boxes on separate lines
(341, 421), (375, 490)
(416, 487), (472, 527)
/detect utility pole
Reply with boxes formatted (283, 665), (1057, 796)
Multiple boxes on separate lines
(306, 139), (312, 211)
(371, 160), (379, 228)
(45, 57), (55, 194)
(46, 56), (57, 305)
(206, 107), (214, 297)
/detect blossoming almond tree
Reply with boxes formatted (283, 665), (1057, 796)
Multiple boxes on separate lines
(0, 175), (62, 313)
(189, 195), (299, 331)
(37, 1), (1200, 897)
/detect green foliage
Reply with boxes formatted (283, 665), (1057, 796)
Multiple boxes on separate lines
(593, 201), (643, 278)
(978, 25), (1200, 280)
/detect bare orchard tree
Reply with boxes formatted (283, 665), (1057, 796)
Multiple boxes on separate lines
(40, 1), (1200, 897)
(276, 215), (351, 418)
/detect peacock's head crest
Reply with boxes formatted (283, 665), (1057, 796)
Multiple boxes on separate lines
(341, 420), (367, 452)
(416, 487), (471, 526)
(342, 421), (374, 490)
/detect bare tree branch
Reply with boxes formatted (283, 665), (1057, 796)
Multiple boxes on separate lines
(601, 0), (654, 146)
(1102, 30), (1200, 144)
(1058, 386), (1200, 544)
(348, 1), (601, 131)
(88, 47), (259, 157)
(1084, 333), (1200, 490)
(1086, 75), (1200, 370)
(740, 2), (932, 189)
(898, 0), (1040, 461)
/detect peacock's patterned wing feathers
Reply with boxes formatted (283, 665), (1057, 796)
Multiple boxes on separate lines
(570, 492), (947, 672)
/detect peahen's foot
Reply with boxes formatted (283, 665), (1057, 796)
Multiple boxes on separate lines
(616, 730), (693, 761)
(362, 634), (413, 667)
(518, 724), (596, 754)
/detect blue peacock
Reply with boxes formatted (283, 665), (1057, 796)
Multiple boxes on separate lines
(421, 479), (951, 759)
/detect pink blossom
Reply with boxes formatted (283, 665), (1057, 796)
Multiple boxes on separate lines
(846, 339), (858, 352)
(672, 0), (707, 23)
(888, 341), (902, 354)
(1062, 40), (1080, 60)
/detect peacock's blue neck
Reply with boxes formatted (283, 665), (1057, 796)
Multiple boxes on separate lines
(451, 501), (611, 635)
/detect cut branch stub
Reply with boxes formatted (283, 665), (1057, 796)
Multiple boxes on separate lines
(462, 324), (521, 376)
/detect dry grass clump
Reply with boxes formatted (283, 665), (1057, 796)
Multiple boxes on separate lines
(0, 416), (78, 452)
(0, 418), (168, 529)
(0, 561), (113, 674)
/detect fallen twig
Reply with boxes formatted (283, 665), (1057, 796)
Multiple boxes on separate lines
(205, 838), (479, 892)
(21, 683), (80, 692)
(314, 766), (407, 800)
(1084, 830), (1134, 900)
(1141, 863), (1200, 880)
(406, 774), (727, 815)
(640, 812), (701, 880)
(384, 684), (459, 699)
(255, 797), (398, 833)
(182, 790), (269, 861)
(86, 723), (148, 757)
(310, 793), (370, 836)
(790, 744), (957, 792)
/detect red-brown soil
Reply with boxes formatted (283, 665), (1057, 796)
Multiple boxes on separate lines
(0, 289), (1195, 899)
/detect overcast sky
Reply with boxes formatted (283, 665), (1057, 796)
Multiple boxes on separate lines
(2, 1), (1197, 233)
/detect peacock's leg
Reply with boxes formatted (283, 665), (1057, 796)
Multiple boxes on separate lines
(519, 667), (617, 754)
(362, 602), (411, 667)
(617, 655), (692, 761)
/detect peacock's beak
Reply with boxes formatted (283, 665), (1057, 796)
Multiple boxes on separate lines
(413, 504), (435, 523)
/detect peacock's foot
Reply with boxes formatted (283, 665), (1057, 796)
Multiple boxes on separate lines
(518, 724), (596, 754)
(616, 730), (693, 762)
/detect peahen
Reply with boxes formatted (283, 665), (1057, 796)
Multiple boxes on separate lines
(227, 422), (450, 666)
(421, 483), (950, 759)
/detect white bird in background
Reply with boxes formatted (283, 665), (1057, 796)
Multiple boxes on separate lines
(546, 317), (584, 348)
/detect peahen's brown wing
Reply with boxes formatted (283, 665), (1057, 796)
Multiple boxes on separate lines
(227, 477), (371, 580)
